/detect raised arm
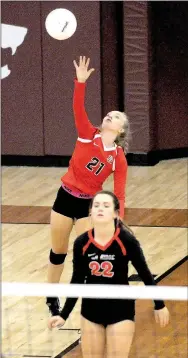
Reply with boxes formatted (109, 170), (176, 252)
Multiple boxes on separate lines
(73, 56), (97, 139)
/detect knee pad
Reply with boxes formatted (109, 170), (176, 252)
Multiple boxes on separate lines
(49, 250), (67, 265)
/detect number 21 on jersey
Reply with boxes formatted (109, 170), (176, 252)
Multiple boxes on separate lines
(86, 157), (105, 176)
(89, 261), (114, 277)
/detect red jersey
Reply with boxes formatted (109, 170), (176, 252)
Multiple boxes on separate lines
(61, 80), (128, 218)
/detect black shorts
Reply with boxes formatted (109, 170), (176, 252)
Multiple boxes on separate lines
(81, 298), (135, 327)
(52, 186), (92, 220)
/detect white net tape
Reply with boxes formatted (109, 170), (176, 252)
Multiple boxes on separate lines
(2, 282), (187, 300)
(2, 282), (187, 358)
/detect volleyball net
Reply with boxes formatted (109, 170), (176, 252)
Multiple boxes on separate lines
(2, 282), (187, 358)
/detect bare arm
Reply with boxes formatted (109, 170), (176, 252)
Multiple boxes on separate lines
(73, 56), (97, 139)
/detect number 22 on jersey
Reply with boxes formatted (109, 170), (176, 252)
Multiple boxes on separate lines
(89, 261), (114, 277)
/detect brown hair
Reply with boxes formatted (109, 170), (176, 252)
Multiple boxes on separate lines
(89, 190), (134, 235)
(114, 112), (130, 154)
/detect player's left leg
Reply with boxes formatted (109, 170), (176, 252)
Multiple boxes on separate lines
(106, 320), (135, 358)
(81, 316), (106, 358)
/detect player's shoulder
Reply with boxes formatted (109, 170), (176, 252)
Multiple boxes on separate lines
(74, 231), (90, 248)
(118, 226), (140, 248)
(76, 127), (99, 143)
(116, 145), (124, 153)
(116, 146), (127, 163)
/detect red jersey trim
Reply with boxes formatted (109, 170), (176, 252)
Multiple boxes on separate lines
(87, 227), (121, 252)
(115, 237), (127, 255)
(82, 238), (93, 255)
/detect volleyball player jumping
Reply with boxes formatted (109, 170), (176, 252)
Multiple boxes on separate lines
(48, 191), (170, 358)
(47, 56), (130, 316)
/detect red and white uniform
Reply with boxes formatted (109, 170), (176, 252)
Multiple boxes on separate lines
(61, 80), (128, 218)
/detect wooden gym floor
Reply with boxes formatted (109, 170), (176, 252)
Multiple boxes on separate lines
(1, 158), (188, 358)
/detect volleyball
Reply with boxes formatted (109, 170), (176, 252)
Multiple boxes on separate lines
(45, 8), (77, 40)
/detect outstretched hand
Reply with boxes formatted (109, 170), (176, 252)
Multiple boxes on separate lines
(154, 306), (170, 328)
(73, 56), (95, 83)
(48, 315), (65, 329)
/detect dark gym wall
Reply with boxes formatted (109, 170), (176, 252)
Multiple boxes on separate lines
(100, 2), (124, 117)
(151, 2), (188, 150)
(2, 1), (101, 156)
(1, 1), (188, 159)
(123, 1), (153, 153)
(123, 1), (188, 153)
(1, 1), (44, 155)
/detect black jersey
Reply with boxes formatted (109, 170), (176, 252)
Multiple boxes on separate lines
(60, 226), (165, 320)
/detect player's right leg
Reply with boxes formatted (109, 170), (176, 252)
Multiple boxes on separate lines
(46, 187), (74, 316)
(48, 210), (74, 281)
(80, 316), (106, 358)
(46, 209), (74, 315)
